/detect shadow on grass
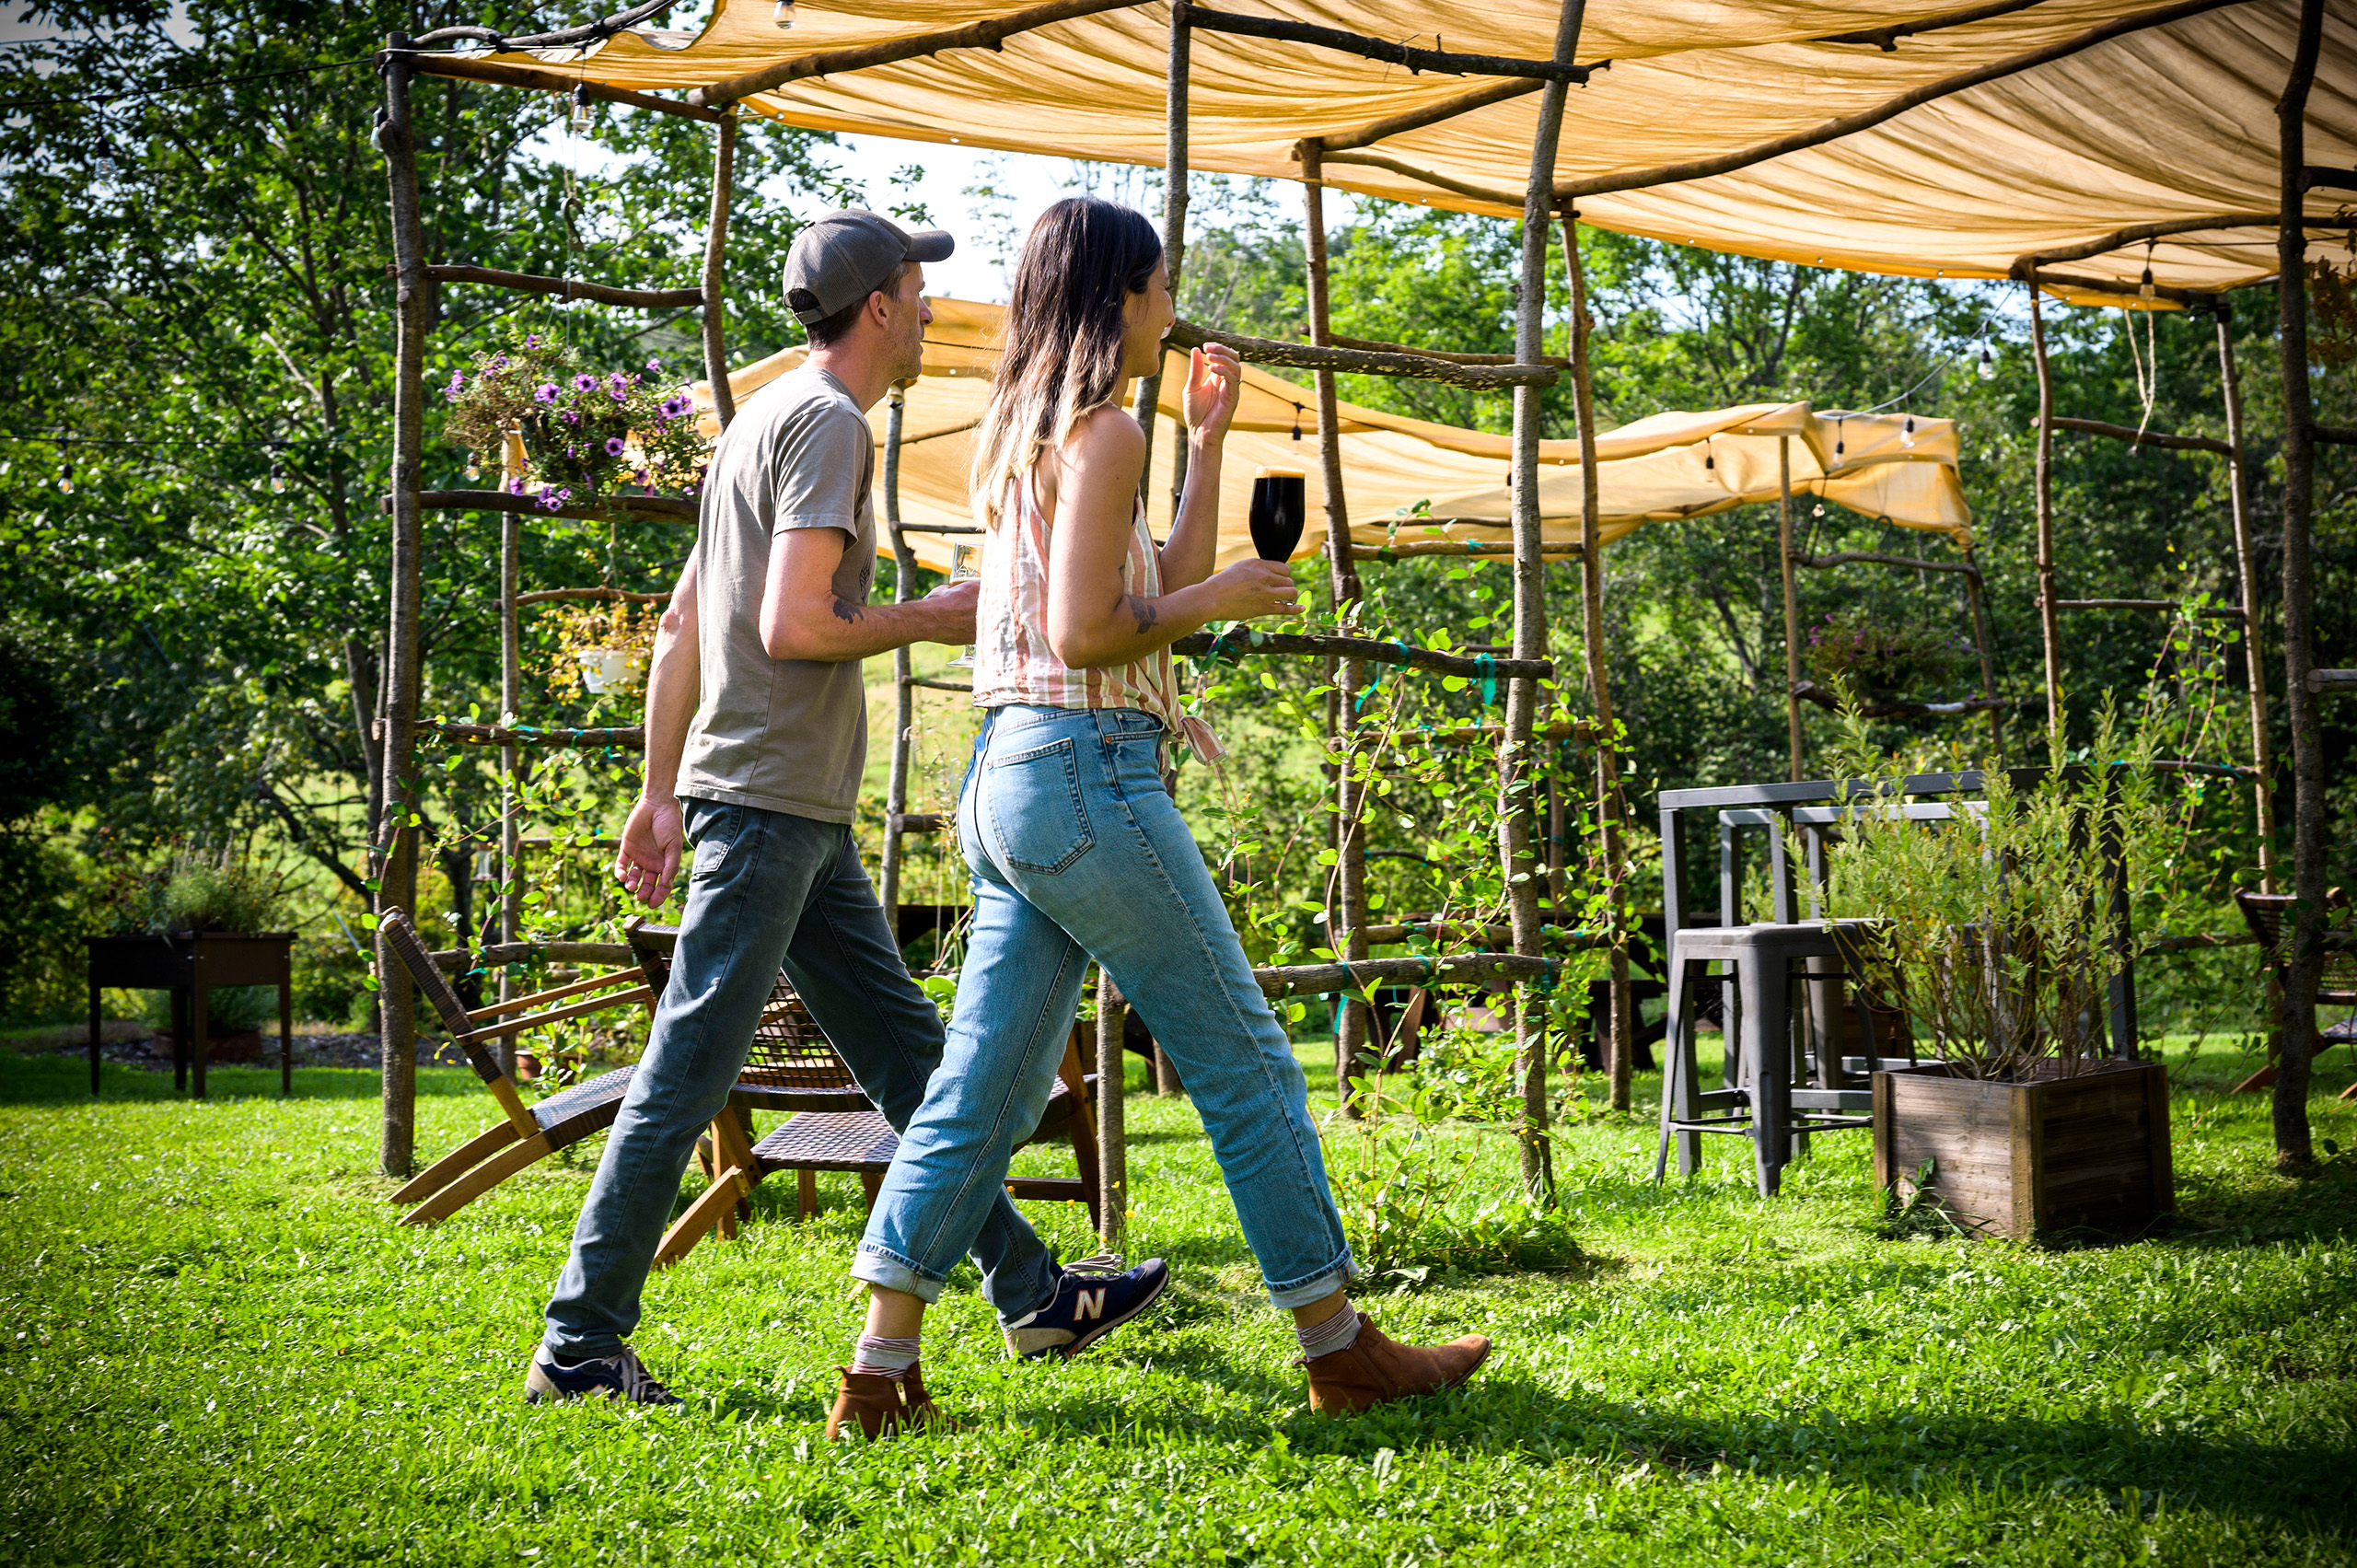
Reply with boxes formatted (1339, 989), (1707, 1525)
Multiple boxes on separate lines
(0, 1052), (484, 1105)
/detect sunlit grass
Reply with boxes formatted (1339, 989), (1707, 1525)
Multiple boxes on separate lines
(0, 1036), (2350, 1564)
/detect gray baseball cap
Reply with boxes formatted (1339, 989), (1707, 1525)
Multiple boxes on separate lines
(781, 209), (954, 326)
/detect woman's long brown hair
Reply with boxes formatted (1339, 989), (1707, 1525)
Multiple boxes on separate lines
(970, 196), (1163, 527)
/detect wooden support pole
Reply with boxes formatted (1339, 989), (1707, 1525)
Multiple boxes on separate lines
(690, 0), (1147, 106)
(1315, 79), (1545, 153)
(2038, 414), (2232, 455)
(702, 112), (737, 430)
(2217, 308), (2276, 891)
(1299, 138), (1371, 1106)
(2273, 0), (2328, 1168)
(377, 38), (427, 1179)
(498, 493), (522, 1079)
(1559, 199), (1631, 1118)
(1779, 438), (1802, 781)
(880, 386), (917, 921)
(1183, 5), (1593, 82)
(1094, 971), (1128, 1250)
(1172, 629), (1550, 680)
(424, 263), (705, 309)
(1496, 3), (1584, 1200)
(2029, 278), (2063, 750)
(1136, 6), (1189, 517)
(1167, 317), (1556, 389)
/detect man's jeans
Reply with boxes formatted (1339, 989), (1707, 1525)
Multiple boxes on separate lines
(541, 801), (1058, 1360)
(853, 705), (1354, 1309)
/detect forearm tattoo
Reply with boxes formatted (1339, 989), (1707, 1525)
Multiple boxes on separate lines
(1126, 595), (1158, 635)
(830, 597), (865, 626)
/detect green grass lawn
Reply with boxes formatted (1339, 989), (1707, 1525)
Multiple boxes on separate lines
(1, 1037), (2352, 1565)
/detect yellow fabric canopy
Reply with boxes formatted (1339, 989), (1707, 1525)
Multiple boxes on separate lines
(436, 0), (2352, 302)
(691, 298), (1968, 572)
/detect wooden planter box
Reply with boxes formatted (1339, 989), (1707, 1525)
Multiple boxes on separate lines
(1872, 1059), (2173, 1240)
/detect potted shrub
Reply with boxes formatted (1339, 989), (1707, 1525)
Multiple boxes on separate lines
(1807, 610), (1969, 702)
(441, 333), (708, 509)
(1817, 717), (2176, 1240)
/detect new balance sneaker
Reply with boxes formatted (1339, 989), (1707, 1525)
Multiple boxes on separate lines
(1002, 1255), (1170, 1362)
(524, 1344), (682, 1407)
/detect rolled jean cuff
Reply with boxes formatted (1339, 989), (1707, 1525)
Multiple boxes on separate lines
(1262, 1245), (1357, 1311)
(852, 1242), (947, 1305)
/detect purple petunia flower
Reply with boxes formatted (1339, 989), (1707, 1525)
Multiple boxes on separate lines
(524, 333), (540, 349)
(540, 493), (562, 511)
(644, 357), (661, 374)
(573, 373), (598, 393)
(492, 354), (509, 369)
(535, 382), (558, 403)
(561, 409), (580, 426)
(508, 477), (526, 495)
(605, 436), (627, 457)
(657, 395), (691, 421)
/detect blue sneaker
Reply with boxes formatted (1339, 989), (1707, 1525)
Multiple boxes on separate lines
(1002, 1254), (1170, 1362)
(524, 1344), (682, 1407)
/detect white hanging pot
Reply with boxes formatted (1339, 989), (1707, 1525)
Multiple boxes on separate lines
(576, 646), (647, 696)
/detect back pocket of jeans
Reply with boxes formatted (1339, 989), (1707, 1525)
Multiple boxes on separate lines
(985, 737), (1094, 875)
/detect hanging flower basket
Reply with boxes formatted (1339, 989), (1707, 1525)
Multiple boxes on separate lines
(575, 645), (649, 697)
(441, 332), (708, 506)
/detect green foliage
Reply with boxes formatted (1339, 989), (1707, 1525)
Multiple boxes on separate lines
(154, 856), (289, 935)
(292, 931), (374, 1030)
(442, 334), (709, 503)
(1815, 704), (2173, 1078)
(1805, 610), (1970, 699)
(0, 1039), (2351, 1563)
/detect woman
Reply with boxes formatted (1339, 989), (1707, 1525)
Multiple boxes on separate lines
(828, 197), (1491, 1439)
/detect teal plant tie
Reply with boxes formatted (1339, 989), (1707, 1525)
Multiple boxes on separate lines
(1473, 653), (1497, 708)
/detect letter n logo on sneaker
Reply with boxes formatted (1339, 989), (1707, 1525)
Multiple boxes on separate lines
(1074, 1288), (1107, 1322)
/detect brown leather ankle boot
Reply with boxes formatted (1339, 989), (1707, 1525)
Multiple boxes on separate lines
(1301, 1312), (1491, 1414)
(824, 1365), (946, 1440)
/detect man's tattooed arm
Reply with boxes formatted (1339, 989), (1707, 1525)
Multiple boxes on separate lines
(830, 597), (866, 626)
(1125, 595), (1158, 635)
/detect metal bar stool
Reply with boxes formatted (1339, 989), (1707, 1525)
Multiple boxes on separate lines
(1655, 920), (1881, 1196)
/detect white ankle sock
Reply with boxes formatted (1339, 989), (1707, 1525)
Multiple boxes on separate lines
(1296, 1307), (1362, 1359)
(850, 1333), (921, 1376)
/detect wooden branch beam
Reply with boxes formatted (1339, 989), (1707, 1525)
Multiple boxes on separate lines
(429, 941), (633, 971)
(2308, 668), (2357, 694)
(1815, 0), (2058, 49)
(409, 489), (698, 524)
(1354, 537), (1584, 560)
(2147, 931), (2258, 952)
(1792, 550), (1980, 577)
(2041, 414), (2233, 455)
(1172, 629), (1551, 680)
(1790, 681), (2013, 719)
(901, 677), (972, 693)
(1318, 148), (1522, 208)
(1354, 921), (1607, 947)
(1555, 0), (2239, 202)
(889, 812), (947, 835)
(397, 52), (726, 122)
(891, 522), (984, 535)
(511, 587), (668, 608)
(2315, 424), (2357, 446)
(2017, 266), (2212, 307)
(426, 263), (704, 309)
(1311, 78), (1544, 153)
(1167, 316), (1556, 389)
(1181, 5), (1593, 82)
(2304, 166), (2357, 193)
(2014, 212), (2280, 272)
(414, 0), (678, 52)
(1251, 951), (1564, 998)
(1323, 332), (1568, 368)
(2054, 598), (2245, 617)
(689, 0), (1147, 106)
(419, 720), (645, 749)
(1401, 718), (1594, 746)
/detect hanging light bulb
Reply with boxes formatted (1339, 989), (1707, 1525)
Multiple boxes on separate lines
(570, 84), (592, 135)
(772, 0), (798, 26)
(269, 456), (286, 494)
(465, 453), (482, 482)
(1811, 503), (1825, 518)
(1901, 415), (1917, 450)
(2140, 238), (2157, 301)
(1291, 403), (1303, 442)
(58, 462), (74, 494)
(1976, 343), (1996, 380)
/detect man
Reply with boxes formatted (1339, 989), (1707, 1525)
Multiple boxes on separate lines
(525, 211), (1167, 1408)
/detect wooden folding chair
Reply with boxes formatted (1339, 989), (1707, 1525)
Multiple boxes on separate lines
(377, 908), (656, 1225)
(625, 923), (1100, 1266)
(2231, 890), (2357, 1098)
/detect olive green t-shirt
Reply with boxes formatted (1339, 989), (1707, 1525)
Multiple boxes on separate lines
(677, 365), (877, 824)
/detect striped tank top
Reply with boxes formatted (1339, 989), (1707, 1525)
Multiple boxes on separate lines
(970, 469), (1181, 724)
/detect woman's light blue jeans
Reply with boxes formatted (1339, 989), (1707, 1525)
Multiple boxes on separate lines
(853, 704), (1354, 1310)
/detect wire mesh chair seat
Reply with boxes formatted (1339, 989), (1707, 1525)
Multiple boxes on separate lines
(626, 921), (1100, 1266)
(2232, 891), (2357, 1096)
(376, 907), (658, 1226)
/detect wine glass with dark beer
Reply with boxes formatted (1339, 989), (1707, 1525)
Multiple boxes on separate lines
(1248, 467), (1306, 562)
